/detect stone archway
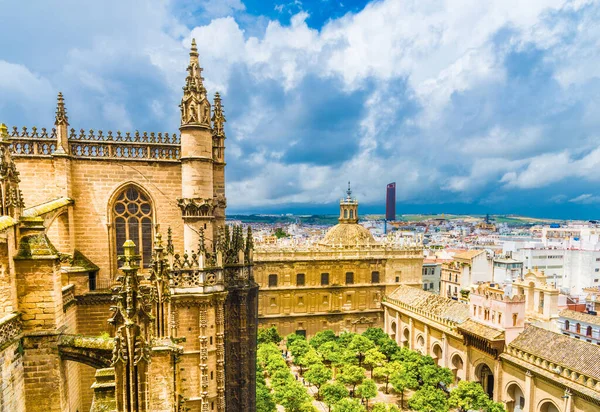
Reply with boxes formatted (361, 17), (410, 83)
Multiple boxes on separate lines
(402, 327), (410, 348)
(390, 321), (397, 342)
(451, 353), (465, 381)
(475, 363), (494, 399)
(505, 382), (525, 412)
(538, 400), (560, 412)
(432, 343), (443, 366)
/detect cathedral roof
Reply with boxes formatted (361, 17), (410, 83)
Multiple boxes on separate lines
(387, 285), (470, 323)
(320, 222), (377, 247)
(509, 325), (600, 380)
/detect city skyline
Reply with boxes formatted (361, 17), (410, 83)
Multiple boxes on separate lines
(3, 0), (600, 218)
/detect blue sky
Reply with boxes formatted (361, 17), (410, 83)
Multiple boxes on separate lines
(2, 0), (600, 218)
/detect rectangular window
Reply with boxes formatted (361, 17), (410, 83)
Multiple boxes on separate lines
(430, 283), (434, 289)
(298, 296), (304, 305)
(270, 298), (276, 306)
(346, 294), (352, 303)
(296, 273), (305, 286)
(321, 273), (329, 285)
(268, 274), (278, 287)
(346, 272), (354, 285)
(322, 295), (328, 304)
(423, 283), (428, 291)
(396, 276), (400, 282)
(88, 272), (97, 291)
(371, 271), (380, 284)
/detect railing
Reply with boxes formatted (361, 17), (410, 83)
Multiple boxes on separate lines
(9, 126), (181, 162)
(0, 313), (23, 351)
(171, 268), (224, 290)
(62, 284), (76, 312)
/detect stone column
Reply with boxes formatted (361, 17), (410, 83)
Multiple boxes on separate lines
(408, 318), (414, 350)
(524, 370), (534, 412)
(441, 333), (448, 368)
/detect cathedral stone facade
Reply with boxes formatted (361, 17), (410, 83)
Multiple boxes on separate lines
(0, 40), (257, 412)
(253, 185), (423, 337)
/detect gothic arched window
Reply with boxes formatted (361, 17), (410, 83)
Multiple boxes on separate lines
(113, 186), (153, 268)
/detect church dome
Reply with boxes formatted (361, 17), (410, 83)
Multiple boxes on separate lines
(320, 182), (377, 247)
(320, 222), (377, 247)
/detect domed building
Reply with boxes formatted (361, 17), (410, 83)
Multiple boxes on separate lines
(254, 184), (423, 337)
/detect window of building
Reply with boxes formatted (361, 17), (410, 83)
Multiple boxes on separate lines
(349, 210), (354, 219)
(587, 326), (592, 337)
(429, 282), (434, 289)
(346, 272), (354, 285)
(270, 298), (276, 306)
(423, 283), (428, 291)
(513, 313), (518, 326)
(577, 323), (581, 334)
(298, 296), (304, 305)
(113, 186), (153, 268)
(88, 272), (97, 291)
(268, 274), (278, 287)
(565, 320), (570, 331)
(596, 268), (600, 273)
(346, 294), (352, 303)
(396, 276), (400, 282)
(296, 273), (305, 286)
(321, 273), (329, 285)
(322, 295), (328, 305)
(454, 274), (458, 283)
(371, 271), (380, 284)
(498, 313), (502, 324)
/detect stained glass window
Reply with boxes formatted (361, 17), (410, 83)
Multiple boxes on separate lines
(113, 186), (153, 268)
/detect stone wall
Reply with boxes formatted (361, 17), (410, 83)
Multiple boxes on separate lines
(0, 341), (25, 412)
(13, 157), (184, 282)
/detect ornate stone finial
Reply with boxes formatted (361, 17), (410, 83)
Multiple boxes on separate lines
(180, 38), (210, 127)
(212, 92), (226, 137)
(54, 92), (69, 126)
(110, 240), (152, 412)
(191, 38), (198, 57)
(0, 124), (25, 218)
(0, 123), (8, 142)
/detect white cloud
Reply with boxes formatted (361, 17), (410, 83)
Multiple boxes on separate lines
(569, 193), (600, 204)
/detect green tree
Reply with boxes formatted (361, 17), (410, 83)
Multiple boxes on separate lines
(448, 381), (494, 412)
(304, 363), (332, 399)
(373, 361), (403, 393)
(420, 365), (453, 388)
(362, 327), (389, 346)
(257, 368), (277, 412)
(372, 403), (401, 412)
(287, 333), (306, 349)
(258, 326), (283, 345)
(273, 380), (312, 412)
(355, 378), (378, 409)
(321, 382), (349, 412)
(274, 227), (289, 238)
(309, 329), (337, 350)
(348, 334), (376, 367)
(296, 348), (322, 375)
(408, 386), (449, 412)
(390, 364), (419, 408)
(378, 337), (401, 361)
(363, 348), (387, 377)
(318, 341), (342, 365)
(338, 331), (356, 347)
(485, 400), (507, 412)
(289, 339), (312, 371)
(332, 398), (366, 412)
(271, 369), (294, 389)
(337, 365), (366, 395)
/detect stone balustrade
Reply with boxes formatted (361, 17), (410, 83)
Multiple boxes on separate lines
(9, 126), (181, 162)
(0, 312), (23, 351)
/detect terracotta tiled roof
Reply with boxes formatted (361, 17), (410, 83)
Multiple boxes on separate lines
(458, 319), (504, 341)
(454, 250), (486, 260)
(509, 325), (600, 380)
(388, 285), (470, 323)
(559, 309), (600, 326)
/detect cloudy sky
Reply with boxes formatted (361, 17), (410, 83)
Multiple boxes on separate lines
(2, 0), (600, 218)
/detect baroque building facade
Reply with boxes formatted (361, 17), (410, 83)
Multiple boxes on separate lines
(0, 40), (257, 412)
(253, 186), (423, 337)
(382, 270), (600, 412)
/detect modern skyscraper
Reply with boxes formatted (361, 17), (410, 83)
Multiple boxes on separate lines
(386, 182), (396, 221)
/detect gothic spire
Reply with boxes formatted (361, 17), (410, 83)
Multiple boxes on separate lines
(212, 92), (226, 137)
(0, 123), (24, 218)
(54, 92), (68, 126)
(180, 38), (210, 127)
